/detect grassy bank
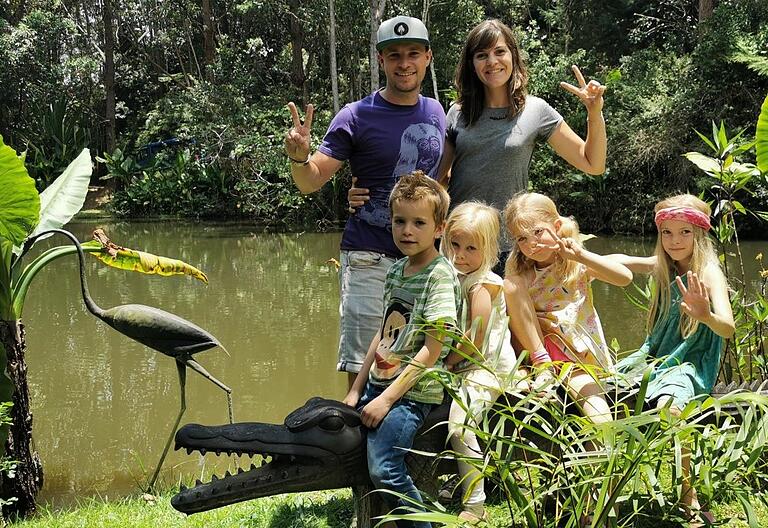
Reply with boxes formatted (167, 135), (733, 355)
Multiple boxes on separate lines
(9, 487), (768, 527)
(11, 489), (354, 528)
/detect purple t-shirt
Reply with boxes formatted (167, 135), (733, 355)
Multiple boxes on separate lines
(318, 91), (446, 257)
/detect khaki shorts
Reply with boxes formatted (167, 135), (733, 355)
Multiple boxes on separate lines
(336, 250), (396, 373)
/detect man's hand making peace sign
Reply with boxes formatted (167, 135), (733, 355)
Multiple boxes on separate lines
(285, 102), (314, 163)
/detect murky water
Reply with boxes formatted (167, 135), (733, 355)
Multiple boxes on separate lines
(18, 220), (766, 506)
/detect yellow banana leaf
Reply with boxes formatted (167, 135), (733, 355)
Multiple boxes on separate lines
(86, 229), (208, 284)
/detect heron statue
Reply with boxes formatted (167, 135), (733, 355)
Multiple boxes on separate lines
(23, 229), (233, 490)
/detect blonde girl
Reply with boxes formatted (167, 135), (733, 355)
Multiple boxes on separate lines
(612, 194), (734, 523)
(502, 192), (632, 424)
(440, 201), (521, 524)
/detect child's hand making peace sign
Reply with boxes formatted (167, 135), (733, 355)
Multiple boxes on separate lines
(536, 226), (583, 260)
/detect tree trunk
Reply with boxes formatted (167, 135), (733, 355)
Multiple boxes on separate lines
(329, 0), (340, 113)
(201, 0), (216, 80)
(698, 0), (714, 23)
(422, 0), (438, 102)
(0, 321), (43, 519)
(368, 0), (386, 93)
(287, 0), (306, 104)
(103, 0), (116, 153)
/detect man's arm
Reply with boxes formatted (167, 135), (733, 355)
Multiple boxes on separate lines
(291, 151), (344, 194)
(285, 102), (344, 194)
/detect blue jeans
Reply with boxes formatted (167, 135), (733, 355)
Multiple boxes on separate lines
(358, 383), (434, 528)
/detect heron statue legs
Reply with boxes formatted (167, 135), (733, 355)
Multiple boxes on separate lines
(147, 358), (233, 491)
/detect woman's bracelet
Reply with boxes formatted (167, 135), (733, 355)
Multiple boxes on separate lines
(287, 152), (311, 165)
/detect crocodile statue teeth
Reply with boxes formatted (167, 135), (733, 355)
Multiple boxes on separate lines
(171, 397), (371, 514)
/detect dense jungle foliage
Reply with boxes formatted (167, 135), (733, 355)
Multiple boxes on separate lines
(1, 0), (767, 233)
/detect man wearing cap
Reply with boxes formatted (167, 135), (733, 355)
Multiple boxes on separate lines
(285, 16), (446, 390)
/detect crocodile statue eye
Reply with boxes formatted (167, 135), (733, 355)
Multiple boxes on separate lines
(318, 415), (345, 432)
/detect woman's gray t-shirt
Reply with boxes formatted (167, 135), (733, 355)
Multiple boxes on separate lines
(446, 96), (562, 249)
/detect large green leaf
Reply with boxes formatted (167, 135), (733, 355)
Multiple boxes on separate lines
(683, 152), (721, 175)
(29, 148), (92, 239)
(0, 136), (40, 246)
(757, 93), (768, 173)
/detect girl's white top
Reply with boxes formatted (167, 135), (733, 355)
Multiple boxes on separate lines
(455, 269), (517, 376)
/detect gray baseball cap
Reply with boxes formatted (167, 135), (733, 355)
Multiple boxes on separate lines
(376, 16), (430, 51)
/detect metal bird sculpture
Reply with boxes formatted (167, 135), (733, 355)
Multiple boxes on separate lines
(24, 229), (233, 490)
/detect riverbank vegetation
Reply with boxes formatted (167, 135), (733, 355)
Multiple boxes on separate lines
(1, 1), (767, 232)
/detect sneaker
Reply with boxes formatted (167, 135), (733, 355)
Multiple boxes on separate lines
(438, 474), (461, 504)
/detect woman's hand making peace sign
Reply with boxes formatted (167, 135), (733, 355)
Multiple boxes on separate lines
(559, 65), (606, 115)
(284, 102), (314, 162)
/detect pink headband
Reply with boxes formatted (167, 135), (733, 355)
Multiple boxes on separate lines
(654, 206), (711, 231)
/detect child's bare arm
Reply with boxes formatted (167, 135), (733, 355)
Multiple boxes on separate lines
(575, 247), (633, 286)
(359, 330), (444, 428)
(540, 227), (632, 286)
(504, 275), (547, 364)
(343, 333), (381, 408)
(678, 267), (734, 339)
(605, 253), (657, 275)
(445, 284), (496, 368)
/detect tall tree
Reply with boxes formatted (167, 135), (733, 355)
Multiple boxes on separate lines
(329, 0), (340, 113)
(369, 0), (386, 92)
(422, 0), (438, 102)
(201, 0), (216, 79)
(103, 0), (116, 153)
(288, 0), (307, 103)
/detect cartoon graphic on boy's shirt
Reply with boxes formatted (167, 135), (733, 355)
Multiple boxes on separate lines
(373, 299), (412, 380)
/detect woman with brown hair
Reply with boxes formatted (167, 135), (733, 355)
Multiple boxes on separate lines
(440, 19), (607, 273)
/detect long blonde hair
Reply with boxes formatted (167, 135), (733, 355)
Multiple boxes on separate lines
(502, 192), (582, 286)
(441, 201), (500, 280)
(647, 194), (720, 338)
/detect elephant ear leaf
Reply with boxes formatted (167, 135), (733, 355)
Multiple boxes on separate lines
(0, 136), (40, 246)
(757, 93), (768, 174)
(87, 230), (209, 284)
(30, 148), (92, 239)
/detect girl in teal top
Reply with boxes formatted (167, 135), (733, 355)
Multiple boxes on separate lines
(613, 193), (734, 523)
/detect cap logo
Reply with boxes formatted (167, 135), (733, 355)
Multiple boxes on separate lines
(394, 22), (409, 36)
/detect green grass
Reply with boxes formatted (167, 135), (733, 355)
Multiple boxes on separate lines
(9, 487), (768, 527)
(11, 489), (355, 528)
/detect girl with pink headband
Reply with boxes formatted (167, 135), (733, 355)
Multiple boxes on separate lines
(611, 193), (734, 524)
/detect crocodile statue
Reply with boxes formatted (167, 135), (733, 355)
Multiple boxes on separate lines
(171, 381), (766, 522)
(171, 395), (452, 521)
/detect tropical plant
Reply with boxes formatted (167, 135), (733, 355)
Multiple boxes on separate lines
(683, 105), (768, 383)
(757, 93), (768, 174)
(0, 136), (213, 519)
(378, 366), (768, 528)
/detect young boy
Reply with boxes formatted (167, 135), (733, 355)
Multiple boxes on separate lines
(343, 171), (461, 528)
